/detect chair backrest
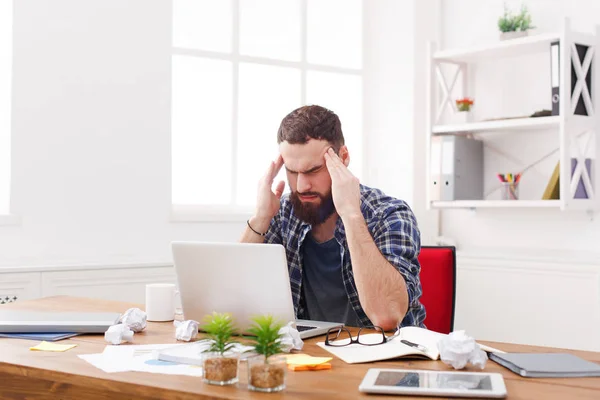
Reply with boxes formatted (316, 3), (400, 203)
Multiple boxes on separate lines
(417, 246), (456, 334)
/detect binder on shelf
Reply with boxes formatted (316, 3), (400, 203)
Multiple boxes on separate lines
(430, 136), (484, 201)
(542, 162), (560, 200)
(550, 41), (560, 116)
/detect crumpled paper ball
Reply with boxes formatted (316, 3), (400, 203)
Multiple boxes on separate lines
(173, 319), (199, 342)
(278, 321), (304, 352)
(104, 323), (134, 345)
(120, 308), (147, 332)
(438, 330), (487, 370)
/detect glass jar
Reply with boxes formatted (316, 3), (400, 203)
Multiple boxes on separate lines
(247, 354), (287, 392)
(202, 352), (239, 385)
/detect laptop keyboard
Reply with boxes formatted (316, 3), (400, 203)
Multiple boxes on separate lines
(296, 325), (317, 332)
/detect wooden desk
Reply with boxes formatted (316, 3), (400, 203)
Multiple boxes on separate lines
(1, 296), (599, 399)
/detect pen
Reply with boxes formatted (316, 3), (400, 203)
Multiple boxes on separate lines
(400, 339), (428, 353)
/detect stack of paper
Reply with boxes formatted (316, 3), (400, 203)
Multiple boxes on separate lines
(156, 340), (255, 365)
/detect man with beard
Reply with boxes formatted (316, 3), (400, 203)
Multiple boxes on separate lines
(240, 105), (424, 331)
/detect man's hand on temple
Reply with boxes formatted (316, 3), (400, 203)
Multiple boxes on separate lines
(250, 155), (285, 231)
(324, 148), (362, 221)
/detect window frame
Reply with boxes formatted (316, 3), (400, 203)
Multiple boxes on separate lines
(170, 0), (363, 222)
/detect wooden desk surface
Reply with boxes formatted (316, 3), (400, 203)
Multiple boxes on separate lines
(1, 296), (599, 399)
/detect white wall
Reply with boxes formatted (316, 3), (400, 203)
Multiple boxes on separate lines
(437, 0), (600, 253)
(363, 0), (439, 246)
(1, 0), (241, 268)
(1, 0), (429, 268)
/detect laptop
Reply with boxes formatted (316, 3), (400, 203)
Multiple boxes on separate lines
(171, 241), (344, 339)
(0, 310), (121, 333)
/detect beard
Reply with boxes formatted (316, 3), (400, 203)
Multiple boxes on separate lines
(289, 188), (336, 226)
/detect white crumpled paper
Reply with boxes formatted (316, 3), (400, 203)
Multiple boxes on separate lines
(438, 330), (487, 370)
(104, 323), (134, 345)
(173, 320), (199, 342)
(278, 321), (304, 352)
(120, 307), (147, 332)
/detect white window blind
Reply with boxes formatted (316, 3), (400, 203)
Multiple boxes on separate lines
(171, 0), (363, 211)
(0, 0), (12, 215)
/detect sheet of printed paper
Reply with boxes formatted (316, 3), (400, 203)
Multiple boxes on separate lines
(79, 344), (203, 376)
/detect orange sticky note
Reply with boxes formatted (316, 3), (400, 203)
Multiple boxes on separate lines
(288, 363), (332, 371)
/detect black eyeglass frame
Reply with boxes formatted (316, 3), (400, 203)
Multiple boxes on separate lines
(324, 326), (389, 347)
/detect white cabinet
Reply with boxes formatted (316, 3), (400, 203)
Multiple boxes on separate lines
(41, 266), (176, 304)
(0, 272), (41, 303)
(426, 19), (600, 211)
(0, 264), (177, 305)
(454, 250), (600, 352)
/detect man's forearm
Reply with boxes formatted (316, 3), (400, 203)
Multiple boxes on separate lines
(342, 214), (409, 330)
(239, 216), (271, 243)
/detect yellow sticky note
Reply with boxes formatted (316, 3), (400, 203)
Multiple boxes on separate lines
(30, 341), (77, 352)
(285, 354), (332, 366)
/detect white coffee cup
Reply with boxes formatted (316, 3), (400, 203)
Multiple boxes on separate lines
(145, 283), (177, 322)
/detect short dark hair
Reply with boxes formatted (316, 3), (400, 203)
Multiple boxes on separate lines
(277, 105), (344, 150)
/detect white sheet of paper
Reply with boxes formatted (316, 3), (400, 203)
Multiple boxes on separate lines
(79, 344), (203, 376)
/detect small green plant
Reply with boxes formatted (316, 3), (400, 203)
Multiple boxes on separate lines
(246, 315), (284, 361)
(202, 312), (238, 355)
(498, 3), (534, 32)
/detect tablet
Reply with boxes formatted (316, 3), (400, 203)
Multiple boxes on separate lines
(358, 368), (507, 398)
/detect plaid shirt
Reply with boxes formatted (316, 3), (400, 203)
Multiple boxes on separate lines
(265, 184), (425, 328)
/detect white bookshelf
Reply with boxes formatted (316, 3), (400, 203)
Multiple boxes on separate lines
(432, 116), (560, 135)
(425, 18), (600, 211)
(431, 200), (561, 209)
(433, 32), (560, 63)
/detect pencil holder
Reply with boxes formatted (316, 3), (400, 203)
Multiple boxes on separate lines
(501, 182), (519, 200)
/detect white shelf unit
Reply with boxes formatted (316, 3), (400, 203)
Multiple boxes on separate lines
(425, 18), (600, 211)
(431, 200), (561, 209)
(432, 116), (560, 135)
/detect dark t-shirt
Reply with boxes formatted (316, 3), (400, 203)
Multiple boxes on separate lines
(301, 234), (360, 326)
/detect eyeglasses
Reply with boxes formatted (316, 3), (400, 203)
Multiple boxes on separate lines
(325, 326), (398, 347)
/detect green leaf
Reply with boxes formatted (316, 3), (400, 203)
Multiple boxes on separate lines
(497, 2), (534, 32)
(246, 314), (285, 359)
(200, 312), (238, 355)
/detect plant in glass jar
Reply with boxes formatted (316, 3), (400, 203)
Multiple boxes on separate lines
(246, 315), (287, 392)
(201, 312), (239, 385)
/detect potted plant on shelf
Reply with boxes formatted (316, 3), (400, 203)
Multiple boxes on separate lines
(456, 97), (474, 112)
(246, 315), (287, 393)
(201, 312), (240, 386)
(454, 97), (474, 123)
(498, 3), (534, 41)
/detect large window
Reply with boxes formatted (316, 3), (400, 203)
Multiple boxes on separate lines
(171, 0), (363, 215)
(0, 0), (12, 215)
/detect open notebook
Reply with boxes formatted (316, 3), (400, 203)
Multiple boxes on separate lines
(316, 327), (502, 364)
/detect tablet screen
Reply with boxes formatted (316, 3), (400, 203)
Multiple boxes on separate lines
(374, 371), (493, 391)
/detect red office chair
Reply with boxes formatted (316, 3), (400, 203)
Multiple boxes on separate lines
(417, 246), (456, 334)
